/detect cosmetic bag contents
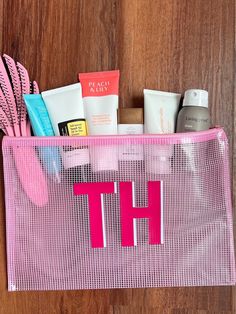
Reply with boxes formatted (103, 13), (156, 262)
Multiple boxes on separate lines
(176, 89), (211, 132)
(144, 89), (181, 174)
(2, 127), (235, 290)
(23, 94), (62, 182)
(79, 70), (120, 172)
(0, 55), (235, 291)
(42, 83), (90, 182)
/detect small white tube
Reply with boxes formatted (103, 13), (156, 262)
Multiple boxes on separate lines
(144, 89), (181, 174)
(118, 108), (144, 161)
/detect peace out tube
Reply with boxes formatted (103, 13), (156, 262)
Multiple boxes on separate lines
(79, 70), (119, 172)
(23, 94), (62, 183)
(42, 83), (90, 182)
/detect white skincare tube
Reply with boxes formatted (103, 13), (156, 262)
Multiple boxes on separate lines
(42, 83), (90, 173)
(118, 108), (144, 161)
(144, 89), (181, 174)
(79, 70), (119, 172)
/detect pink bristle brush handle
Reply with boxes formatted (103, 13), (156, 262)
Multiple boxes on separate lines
(17, 62), (31, 136)
(12, 146), (49, 207)
(0, 57), (20, 136)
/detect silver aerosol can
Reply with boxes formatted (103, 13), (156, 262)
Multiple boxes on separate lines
(176, 89), (210, 132)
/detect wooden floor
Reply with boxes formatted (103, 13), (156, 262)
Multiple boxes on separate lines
(0, 0), (235, 313)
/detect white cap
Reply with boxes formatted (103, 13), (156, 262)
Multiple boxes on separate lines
(183, 89), (208, 108)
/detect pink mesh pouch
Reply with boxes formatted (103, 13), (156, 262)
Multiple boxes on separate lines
(2, 127), (236, 291)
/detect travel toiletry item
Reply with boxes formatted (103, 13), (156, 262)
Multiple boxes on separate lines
(176, 89), (211, 132)
(23, 94), (55, 136)
(144, 89), (181, 134)
(42, 83), (86, 138)
(23, 94), (61, 182)
(118, 108), (144, 135)
(78, 70), (119, 135)
(0, 54), (48, 207)
(118, 108), (144, 161)
(144, 89), (181, 174)
(42, 83), (90, 181)
(118, 108), (145, 192)
(176, 89), (211, 173)
(79, 70), (120, 172)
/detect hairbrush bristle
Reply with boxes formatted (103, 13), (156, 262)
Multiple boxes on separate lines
(0, 107), (14, 135)
(17, 62), (31, 135)
(0, 56), (20, 136)
(0, 87), (12, 125)
(3, 54), (23, 124)
(32, 81), (40, 94)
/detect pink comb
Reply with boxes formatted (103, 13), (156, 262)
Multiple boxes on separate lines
(12, 146), (49, 207)
(3, 55), (24, 131)
(17, 62), (31, 136)
(0, 108), (14, 136)
(32, 81), (39, 94)
(0, 88), (12, 126)
(0, 57), (21, 136)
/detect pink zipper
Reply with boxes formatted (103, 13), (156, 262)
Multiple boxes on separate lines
(2, 127), (227, 147)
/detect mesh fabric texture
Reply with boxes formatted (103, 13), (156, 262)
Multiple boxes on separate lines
(2, 127), (236, 291)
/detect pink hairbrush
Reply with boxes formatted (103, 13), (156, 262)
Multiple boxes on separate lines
(0, 57), (21, 136)
(17, 61), (31, 136)
(0, 107), (14, 136)
(0, 54), (48, 207)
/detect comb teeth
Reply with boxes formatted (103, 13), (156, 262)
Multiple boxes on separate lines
(30, 81), (33, 94)
(17, 62), (30, 93)
(17, 62), (31, 136)
(0, 54), (39, 136)
(0, 71), (18, 126)
(0, 112), (7, 134)
(32, 81), (40, 94)
(17, 62), (30, 121)
(0, 87), (12, 125)
(0, 107), (12, 132)
(0, 123), (6, 134)
(0, 57), (20, 136)
(17, 62), (33, 136)
(3, 54), (22, 124)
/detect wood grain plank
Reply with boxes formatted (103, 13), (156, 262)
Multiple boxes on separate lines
(0, 0), (235, 313)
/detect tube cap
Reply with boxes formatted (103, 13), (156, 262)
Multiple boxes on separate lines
(183, 89), (208, 108)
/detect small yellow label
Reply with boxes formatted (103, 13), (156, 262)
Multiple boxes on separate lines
(67, 120), (87, 136)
